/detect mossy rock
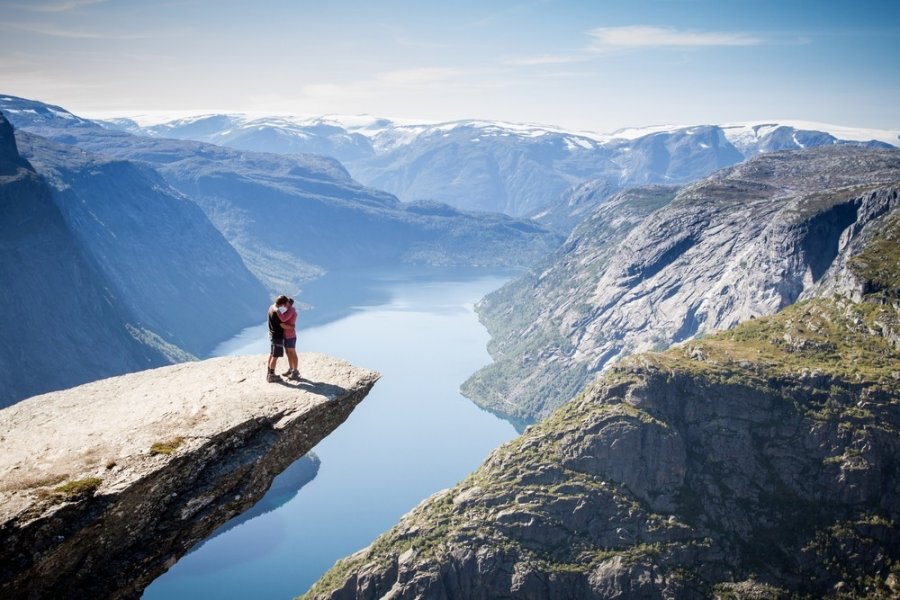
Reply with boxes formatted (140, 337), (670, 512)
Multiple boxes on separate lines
(149, 437), (185, 456)
(52, 477), (102, 501)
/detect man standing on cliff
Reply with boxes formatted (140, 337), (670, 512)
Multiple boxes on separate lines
(266, 295), (290, 382)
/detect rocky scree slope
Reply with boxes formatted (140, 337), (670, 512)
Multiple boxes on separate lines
(463, 146), (900, 425)
(0, 113), (173, 406)
(302, 218), (900, 600)
(0, 353), (378, 600)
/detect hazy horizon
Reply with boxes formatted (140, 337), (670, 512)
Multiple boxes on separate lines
(1, 0), (899, 133)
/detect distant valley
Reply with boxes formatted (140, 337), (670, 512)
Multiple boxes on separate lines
(0, 94), (558, 405)
(3, 92), (897, 420)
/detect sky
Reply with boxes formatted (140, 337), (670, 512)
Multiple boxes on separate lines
(1, 0), (899, 133)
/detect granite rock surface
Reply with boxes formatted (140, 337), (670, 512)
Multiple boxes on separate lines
(0, 353), (378, 600)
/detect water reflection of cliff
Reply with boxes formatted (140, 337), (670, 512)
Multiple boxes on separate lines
(194, 453), (321, 549)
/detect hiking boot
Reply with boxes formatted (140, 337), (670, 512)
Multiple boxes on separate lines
(289, 370), (301, 380)
(281, 369), (294, 376)
(267, 372), (281, 383)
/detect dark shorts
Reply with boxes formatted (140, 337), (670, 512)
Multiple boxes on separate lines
(270, 340), (284, 358)
(284, 337), (297, 349)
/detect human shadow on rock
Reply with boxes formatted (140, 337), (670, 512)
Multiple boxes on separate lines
(275, 378), (348, 399)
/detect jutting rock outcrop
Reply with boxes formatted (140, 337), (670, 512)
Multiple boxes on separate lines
(0, 353), (378, 600)
(302, 217), (899, 599)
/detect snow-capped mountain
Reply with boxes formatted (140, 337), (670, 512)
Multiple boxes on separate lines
(102, 113), (379, 162)
(100, 111), (899, 224)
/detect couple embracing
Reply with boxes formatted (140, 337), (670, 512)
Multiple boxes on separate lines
(266, 295), (300, 383)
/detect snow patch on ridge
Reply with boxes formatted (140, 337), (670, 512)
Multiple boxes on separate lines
(721, 120), (900, 148)
(82, 109), (900, 150)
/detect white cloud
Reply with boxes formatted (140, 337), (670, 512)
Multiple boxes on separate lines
(1, 0), (107, 12)
(375, 67), (467, 85)
(301, 67), (480, 102)
(502, 54), (585, 67)
(1, 21), (185, 39)
(588, 25), (764, 50)
(503, 26), (763, 69)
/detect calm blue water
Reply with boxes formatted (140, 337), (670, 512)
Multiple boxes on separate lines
(143, 267), (518, 599)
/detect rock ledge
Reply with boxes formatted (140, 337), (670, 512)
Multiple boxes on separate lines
(0, 352), (379, 600)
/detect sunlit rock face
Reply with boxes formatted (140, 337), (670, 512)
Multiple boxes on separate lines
(464, 146), (900, 424)
(0, 353), (378, 600)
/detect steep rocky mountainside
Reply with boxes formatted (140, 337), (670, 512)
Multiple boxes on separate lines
(302, 221), (900, 599)
(15, 131), (269, 357)
(0, 114), (172, 406)
(528, 179), (629, 234)
(98, 110), (899, 220)
(1, 95), (559, 293)
(463, 146), (900, 425)
(0, 353), (378, 600)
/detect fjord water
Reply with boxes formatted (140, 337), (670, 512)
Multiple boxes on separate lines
(143, 267), (518, 599)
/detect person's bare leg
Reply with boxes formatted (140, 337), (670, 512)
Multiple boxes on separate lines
(282, 348), (298, 378)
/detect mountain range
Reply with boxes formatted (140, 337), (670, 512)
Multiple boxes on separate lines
(3, 91), (899, 599)
(15, 131), (268, 358)
(100, 112), (899, 228)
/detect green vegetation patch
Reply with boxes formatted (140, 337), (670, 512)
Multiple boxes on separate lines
(635, 297), (899, 395)
(125, 324), (197, 363)
(38, 477), (103, 502)
(799, 517), (900, 598)
(150, 436), (185, 456)
(849, 209), (900, 300)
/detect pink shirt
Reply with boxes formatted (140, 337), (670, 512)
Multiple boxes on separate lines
(277, 305), (297, 339)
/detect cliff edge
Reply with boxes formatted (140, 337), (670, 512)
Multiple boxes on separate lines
(0, 353), (379, 600)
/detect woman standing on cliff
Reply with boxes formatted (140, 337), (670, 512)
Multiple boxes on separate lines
(266, 295), (289, 382)
(278, 297), (300, 380)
